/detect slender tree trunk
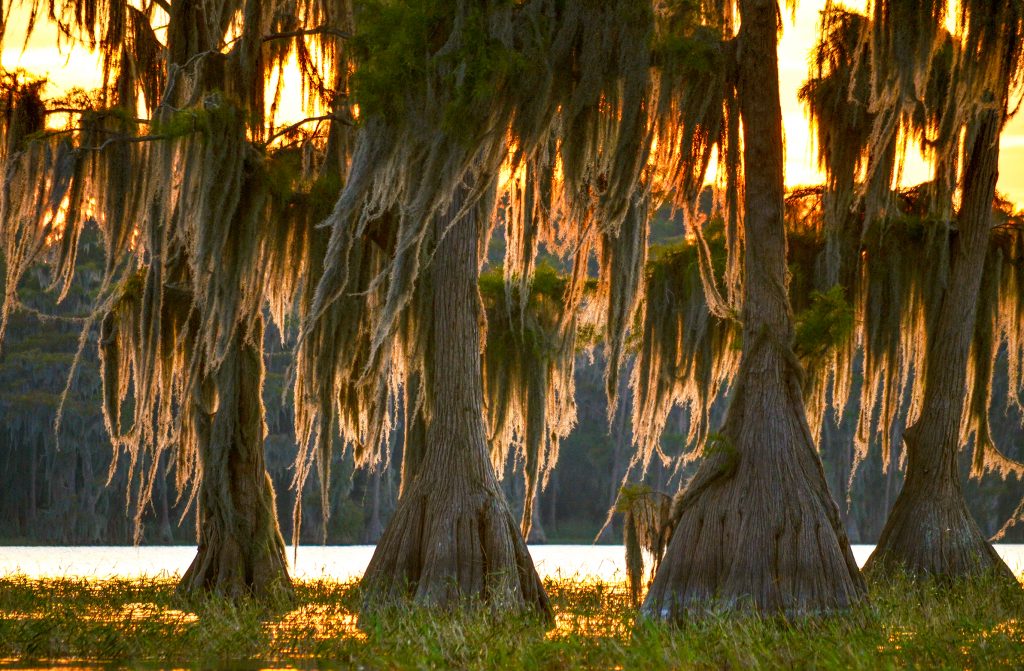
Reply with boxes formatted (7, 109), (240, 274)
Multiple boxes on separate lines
(520, 375), (546, 540)
(841, 430), (862, 543)
(363, 466), (385, 543)
(360, 189), (551, 617)
(156, 452), (174, 544)
(178, 320), (292, 600)
(599, 370), (632, 543)
(546, 466), (559, 535)
(642, 0), (866, 618)
(527, 496), (546, 544)
(28, 436), (38, 532)
(866, 110), (1015, 580)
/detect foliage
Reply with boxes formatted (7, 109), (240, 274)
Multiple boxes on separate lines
(793, 285), (855, 363)
(351, 0), (533, 140)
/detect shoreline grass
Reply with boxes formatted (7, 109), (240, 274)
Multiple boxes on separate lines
(1, 573), (1022, 669)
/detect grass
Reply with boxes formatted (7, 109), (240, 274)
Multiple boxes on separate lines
(0, 573), (1022, 669)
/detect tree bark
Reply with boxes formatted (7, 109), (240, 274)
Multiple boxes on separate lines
(399, 372), (428, 497)
(866, 110), (1015, 580)
(642, 0), (866, 619)
(178, 320), (293, 601)
(360, 189), (551, 618)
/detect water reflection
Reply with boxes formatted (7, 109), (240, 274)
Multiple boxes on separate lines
(84, 602), (199, 625)
(268, 603), (367, 645)
(4, 544), (1020, 581)
(546, 580), (633, 641)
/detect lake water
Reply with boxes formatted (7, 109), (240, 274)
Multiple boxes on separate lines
(2, 544), (1023, 581)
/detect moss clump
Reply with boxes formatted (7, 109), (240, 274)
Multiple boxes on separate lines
(793, 284), (855, 361)
(148, 98), (243, 139)
(351, 0), (533, 141)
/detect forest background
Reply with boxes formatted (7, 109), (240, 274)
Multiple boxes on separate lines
(2, 204), (1022, 548)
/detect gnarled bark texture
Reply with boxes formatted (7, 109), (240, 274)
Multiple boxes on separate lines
(178, 322), (292, 600)
(641, 0), (866, 619)
(866, 110), (1015, 581)
(360, 196), (551, 618)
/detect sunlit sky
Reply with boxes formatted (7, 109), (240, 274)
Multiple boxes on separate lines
(3, 0), (1024, 208)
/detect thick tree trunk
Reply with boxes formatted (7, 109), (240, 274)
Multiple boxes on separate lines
(866, 110), (1015, 580)
(178, 322), (293, 601)
(360, 191), (551, 617)
(642, 0), (866, 619)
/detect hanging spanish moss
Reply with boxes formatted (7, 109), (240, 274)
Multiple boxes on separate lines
(630, 224), (738, 471)
(294, 0), (668, 615)
(480, 263), (577, 538)
(1, 0), (357, 599)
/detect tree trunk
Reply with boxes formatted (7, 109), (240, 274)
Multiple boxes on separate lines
(527, 495), (547, 544)
(363, 466), (385, 544)
(866, 110), (1015, 580)
(545, 466), (559, 535)
(160, 0), (293, 600)
(641, 0), (866, 619)
(178, 321), (293, 601)
(399, 372), (428, 497)
(599, 370), (632, 543)
(156, 452), (175, 544)
(360, 190), (551, 618)
(28, 435), (38, 533)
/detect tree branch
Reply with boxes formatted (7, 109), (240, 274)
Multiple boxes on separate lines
(262, 26), (351, 43)
(262, 114), (351, 147)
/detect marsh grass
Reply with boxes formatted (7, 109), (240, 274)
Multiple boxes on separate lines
(1, 573), (1022, 669)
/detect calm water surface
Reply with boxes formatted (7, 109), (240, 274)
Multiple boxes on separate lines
(2, 544), (1023, 581)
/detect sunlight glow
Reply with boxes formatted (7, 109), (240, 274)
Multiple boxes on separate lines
(2, 2), (1024, 207)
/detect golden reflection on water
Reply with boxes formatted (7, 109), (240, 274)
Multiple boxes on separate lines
(84, 602), (199, 625)
(878, 625), (914, 653)
(982, 617), (1020, 638)
(268, 602), (367, 645)
(877, 618), (1023, 656)
(546, 580), (632, 641)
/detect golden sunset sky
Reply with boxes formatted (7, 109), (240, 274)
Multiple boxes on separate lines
(3, 0), (1023, 207)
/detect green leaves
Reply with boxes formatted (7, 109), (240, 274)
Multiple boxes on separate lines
(351, 0), (533, 142)
(793, 284), (855, 361)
